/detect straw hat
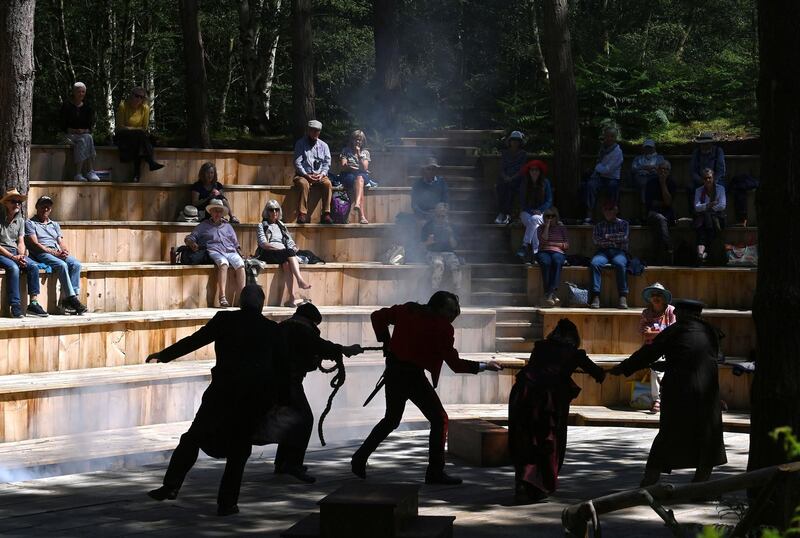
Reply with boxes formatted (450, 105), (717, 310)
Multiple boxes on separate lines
(0, 189), (26, 204)
(205, 199), (229, 216)
(641, 282), (672, 305)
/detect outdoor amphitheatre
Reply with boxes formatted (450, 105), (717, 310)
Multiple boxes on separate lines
(0, 1), (797, 537)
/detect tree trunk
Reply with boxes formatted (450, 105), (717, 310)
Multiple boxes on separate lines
(529, 0), (548, 80)
(292, 0), (315, 139)
(373, 0), (401, 133)
(540, 0), (580, 213)
(55, 0), (75, 84)
(239, 0), (282, 135)
(0, 0), (36, 197)
(178, 0), (211, 147)
(218, 36), (235, 125)
(95, 0), (115, 142)
(747, 0), (800, 528)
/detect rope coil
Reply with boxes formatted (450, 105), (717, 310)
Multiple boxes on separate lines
(316, 355), (345, 446)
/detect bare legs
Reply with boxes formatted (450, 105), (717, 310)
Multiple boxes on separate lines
(281, 257), (312, 306)
(350, 176), (368, 224)
(216, 264), (246, 307)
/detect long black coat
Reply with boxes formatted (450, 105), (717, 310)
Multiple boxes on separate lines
(159, 310), (282, 457)
(618, 316), (727, 471)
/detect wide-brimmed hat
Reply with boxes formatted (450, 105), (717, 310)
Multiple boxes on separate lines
(694, 132), (715, 143)
(521, 159), (548, 177)
(642, 282), (672, 305)
(0, 189), (26, 204)
(295, 301), (322, 324)
(205, 199), (229, 216)
(672, 298), (705, 314)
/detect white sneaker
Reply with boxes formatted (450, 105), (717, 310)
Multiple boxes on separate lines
(494, 213), (506, 225)
(73, 173), (88, 182)
(86, 171), (100, 182)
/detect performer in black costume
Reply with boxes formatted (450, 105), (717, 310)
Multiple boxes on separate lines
(272, 302), (362, 483)
(145, 284), (282, 515)
(609, 298), (727, 486)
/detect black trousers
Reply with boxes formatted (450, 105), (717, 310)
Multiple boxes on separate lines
(274, 382), (314, 470)
(115, 129), (156, 176)
(162, 429), (252, 508)
(647, 211), (672, 261)
(354, 361), (448, 474)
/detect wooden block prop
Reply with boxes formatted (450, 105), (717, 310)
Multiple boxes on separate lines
(447, 418), (510, 467)
(319, 483), (419, 538)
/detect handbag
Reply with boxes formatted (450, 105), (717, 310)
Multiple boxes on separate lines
(296, 249), (325, 264)
(629, 373), (653, 410)
(331, 191), (351, 224)
(564, 281), (589, 307)
(175, 245), (212, 265)
(725, 243), (758, 266)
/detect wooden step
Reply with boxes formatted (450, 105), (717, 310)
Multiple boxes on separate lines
(495, 320), (536, 339)
(0, 307), (497, 375)
(495, 336), (531, 353)
(470, 277), (526, 294)
(470, 292), (529, 307)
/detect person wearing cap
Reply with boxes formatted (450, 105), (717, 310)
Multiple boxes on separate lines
(352, 292), (502, 485)
(338, 129), (372, 224)
(690, 132), (726, 189)
(60, 82), (100, 182)
(645, 160), (677, 265)
(610, 298), (727, 487)
(535, 206), (569, 307)
(191, 162), (239, 224)
(271, 302), (364, 484)
(145, 284), (283, 516)
(495, 131), (527, 225)
(583, 126), (624, 223)
(631, 139), (665, 213)
(184, 199), (245, 308)
(114, 86), (164, 182)
(411, 157), (449, 219)
(0, 189), (47, 318)
(25, 196), (88, 315)
(293, 120), (333, 224)
(516, 159), (552, 263)
(693, 167), (727, 264)
(255, 199), (311, 306)
(638, 283), (676, 412)
(588, 201), (630, 309)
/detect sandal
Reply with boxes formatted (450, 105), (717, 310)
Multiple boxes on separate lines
(650, 400), (661, 413)
(354, 206), (369, 224)
(219, 297), (230, 308)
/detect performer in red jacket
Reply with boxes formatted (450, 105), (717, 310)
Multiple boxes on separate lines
(351, 291), (502, 485)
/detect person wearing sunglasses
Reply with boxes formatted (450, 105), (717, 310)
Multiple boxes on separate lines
(114, 86), (164, 182)
(0, 189), (47, 318)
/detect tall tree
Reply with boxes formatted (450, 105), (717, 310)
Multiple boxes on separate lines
(292, 0), (315, 139)
(239, 0), (283, 135)
(0, 0), (36, 195)
(540, 0), (580, 210)
(747, 0), (800, 528)
(373, 0), (401, 133)
(178, 0), (211, 147)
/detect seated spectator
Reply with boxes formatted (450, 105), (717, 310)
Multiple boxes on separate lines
(693, 168), (727, 265)
(589, 201), (630, 309)
(645, 160), (677, 265)
(293, 120), (333, 224)
(339, 130), (371, 224)
(24, 196), (87, 314)
(412, 157), (449, 219)
(255, 200), (311, 306)
(583, 126), (623, 223)
(728, 173), (759, 227)
(184, 199), (245, 308)
(114, 86), (164, 182)
(60, 82), (99, 182)
(638, 282), (676, 413)
(517, 159), (552, 263)
(191, 162), (239, 223)
(690, 132), (726, 189)
(421, 203), (462, 295)
(535, 207), (568, 307)
(0, 190), (47, 318)
(631, 139), (664, 214)
(495, 131), (527, 225)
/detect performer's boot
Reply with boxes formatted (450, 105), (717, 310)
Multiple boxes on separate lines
(351, 452), (368, 479)
(281, 464), (316, 484)
(639, 467), (661, 487)
(424, 469), (463, 485)
(217, 504), (240, 516)
(147, 485), (180, 501)
(691, 466), (712, 483)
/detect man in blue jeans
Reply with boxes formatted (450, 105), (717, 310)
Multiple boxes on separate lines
(25, 196), (87, 315)
(589, 202), (630, 309)
(0, 189), (47, 318)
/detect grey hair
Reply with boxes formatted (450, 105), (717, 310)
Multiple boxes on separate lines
(603, 125), (619, 138)
(240, 284), (265, 312)
(73, 82), (86, 91)
(262, 199), (282, 220)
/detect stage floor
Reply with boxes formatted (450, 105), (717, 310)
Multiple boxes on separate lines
(0, 426), (749, 537)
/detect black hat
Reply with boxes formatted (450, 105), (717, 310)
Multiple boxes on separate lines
(672, 298), (705, 314)
(295, 302), (322, 324)
(35, 195), (54, 207)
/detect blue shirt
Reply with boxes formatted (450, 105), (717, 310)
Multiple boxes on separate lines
(186, 219), (240, 255)
(25, 217), (64, 250)
(594, 143), (624, 180)
(294, 136), (331, 176)
(694, 184), (727, 213)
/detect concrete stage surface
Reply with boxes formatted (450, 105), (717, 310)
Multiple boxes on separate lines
(0, 425), (749, 537)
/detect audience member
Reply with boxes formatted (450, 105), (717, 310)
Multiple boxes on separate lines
(191, 162), (239, 223)
(185, 199), (245, 308)
(411, 157), (449, 219)
(638, 283), (676, 413)
(255, 200), (311, 307)
(517, 159), (552, 263)
(24, 196), (88, 315)
(589, 201), (630, 309)
(421, 203), (462, 295)
(693, 168), (727, 265)
(495, 131), (527, 225)
(339, 130), (371, 224)
(293, 120), (333, 224)
(690, 132), (727, 189)
(535, 207), (569, 307)
(114, 86), (164, 182)
(60, 82), (99, 182)
(645, 160), (677, 265)
(0, 190), (47, 318)
(631, 139), (664, 212)
(584, 126), (623, 223)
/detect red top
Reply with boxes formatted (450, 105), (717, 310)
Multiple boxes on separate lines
(371, 303), (481, 387)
